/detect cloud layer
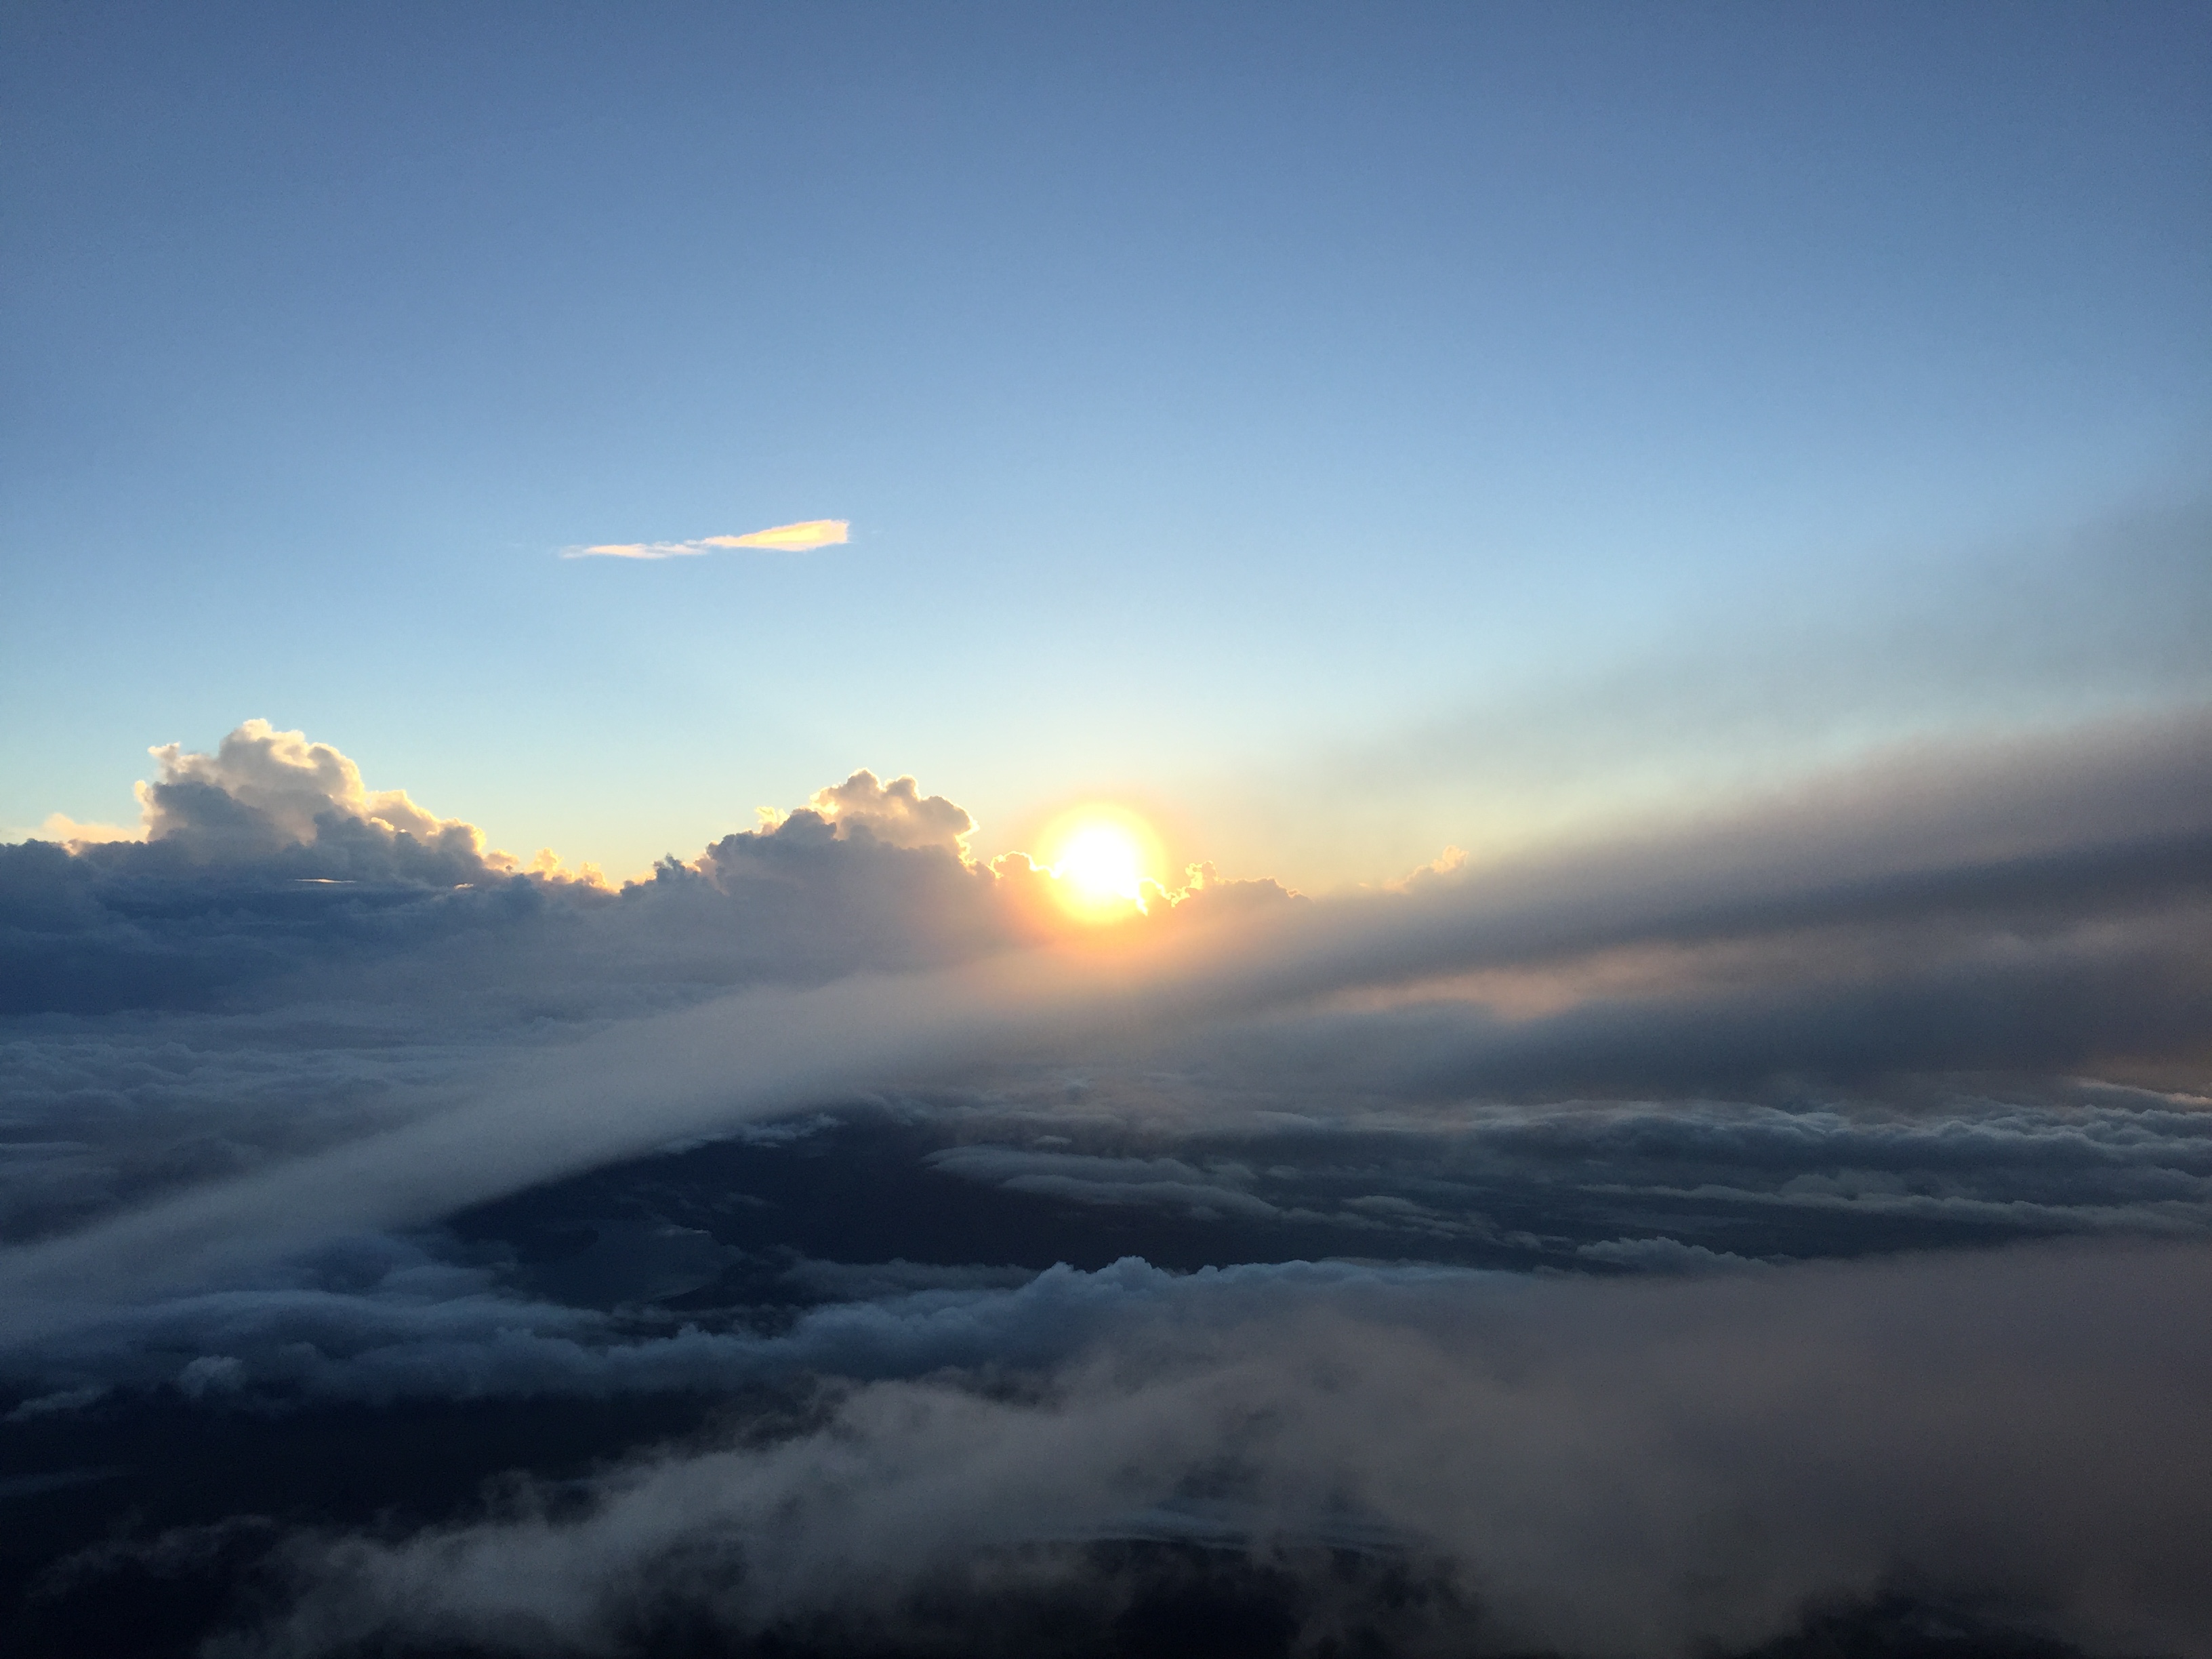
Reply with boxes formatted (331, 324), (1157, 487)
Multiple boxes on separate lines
(4, 712), (2208, 1300)
(197, 1242), (2212, 1659)
(6, 712), (2212, 1656)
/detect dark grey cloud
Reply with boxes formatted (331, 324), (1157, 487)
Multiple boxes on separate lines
(488, 1086), (2212, 1277)
(1197, 909), (2212, 1100)
(0, 1013), (501, 1242)
(189, 1240), (2212, 1659)
(1, 1240), (1139, 1407)
(924, 1147), (1284, 1223)
(11, 1081), (2206, 1422)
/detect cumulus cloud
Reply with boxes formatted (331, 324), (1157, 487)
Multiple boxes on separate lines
(0, 726), (1282, 1262)
(0, 722), (620, 1023)
(563, 520), (851, 560)
(789, 768), (975, 853)
(138, 720), (458, 848)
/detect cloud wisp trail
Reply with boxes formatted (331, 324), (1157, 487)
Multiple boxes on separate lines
(562, 520), (851, 559)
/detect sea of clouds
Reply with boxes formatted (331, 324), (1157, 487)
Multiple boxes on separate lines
(5, 714), (2211, 1656)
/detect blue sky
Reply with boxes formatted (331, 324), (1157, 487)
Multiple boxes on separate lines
(5, 1), (2207, 884)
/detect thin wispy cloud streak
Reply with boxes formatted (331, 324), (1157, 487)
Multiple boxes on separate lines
(562, 519), (851, 560)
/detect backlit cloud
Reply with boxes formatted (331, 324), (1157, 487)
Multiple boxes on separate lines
(563, 519), (851, 560)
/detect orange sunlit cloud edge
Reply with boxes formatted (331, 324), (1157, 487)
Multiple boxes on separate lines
(1022, 804), (1170, 925)
(562, 520), (851, 560)
(783, 773), (1234, 933)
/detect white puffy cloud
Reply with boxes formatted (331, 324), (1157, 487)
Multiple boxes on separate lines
(137, 719), (485, 858)
(795, 768), (975, 854)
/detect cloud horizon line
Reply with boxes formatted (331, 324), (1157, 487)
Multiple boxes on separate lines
(562, 519), (851, 560)
(5, 703), (2209, 1320)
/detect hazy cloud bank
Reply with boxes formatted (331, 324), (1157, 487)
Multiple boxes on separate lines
(207, 1240), (2212, 1659)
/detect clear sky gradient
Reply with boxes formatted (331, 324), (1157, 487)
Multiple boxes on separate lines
(5, 1), (2207, 884)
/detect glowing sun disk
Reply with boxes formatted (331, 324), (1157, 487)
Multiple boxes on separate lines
(1038, 806), (1163, 922)
(1057, 824), (1145, 901)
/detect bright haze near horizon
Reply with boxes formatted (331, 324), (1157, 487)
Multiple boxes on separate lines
(3, 7), (2211, 1659)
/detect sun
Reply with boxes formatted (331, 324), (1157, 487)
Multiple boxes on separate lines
(1037, 805), (1164, 923)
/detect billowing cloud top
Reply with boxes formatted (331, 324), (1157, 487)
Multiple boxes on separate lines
(139, 718), (481, 855)
(787, 768), (975, 854)
(564, 518), (851, 560)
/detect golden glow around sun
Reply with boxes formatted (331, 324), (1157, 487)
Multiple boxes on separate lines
(1037, 805), (1164, 922)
